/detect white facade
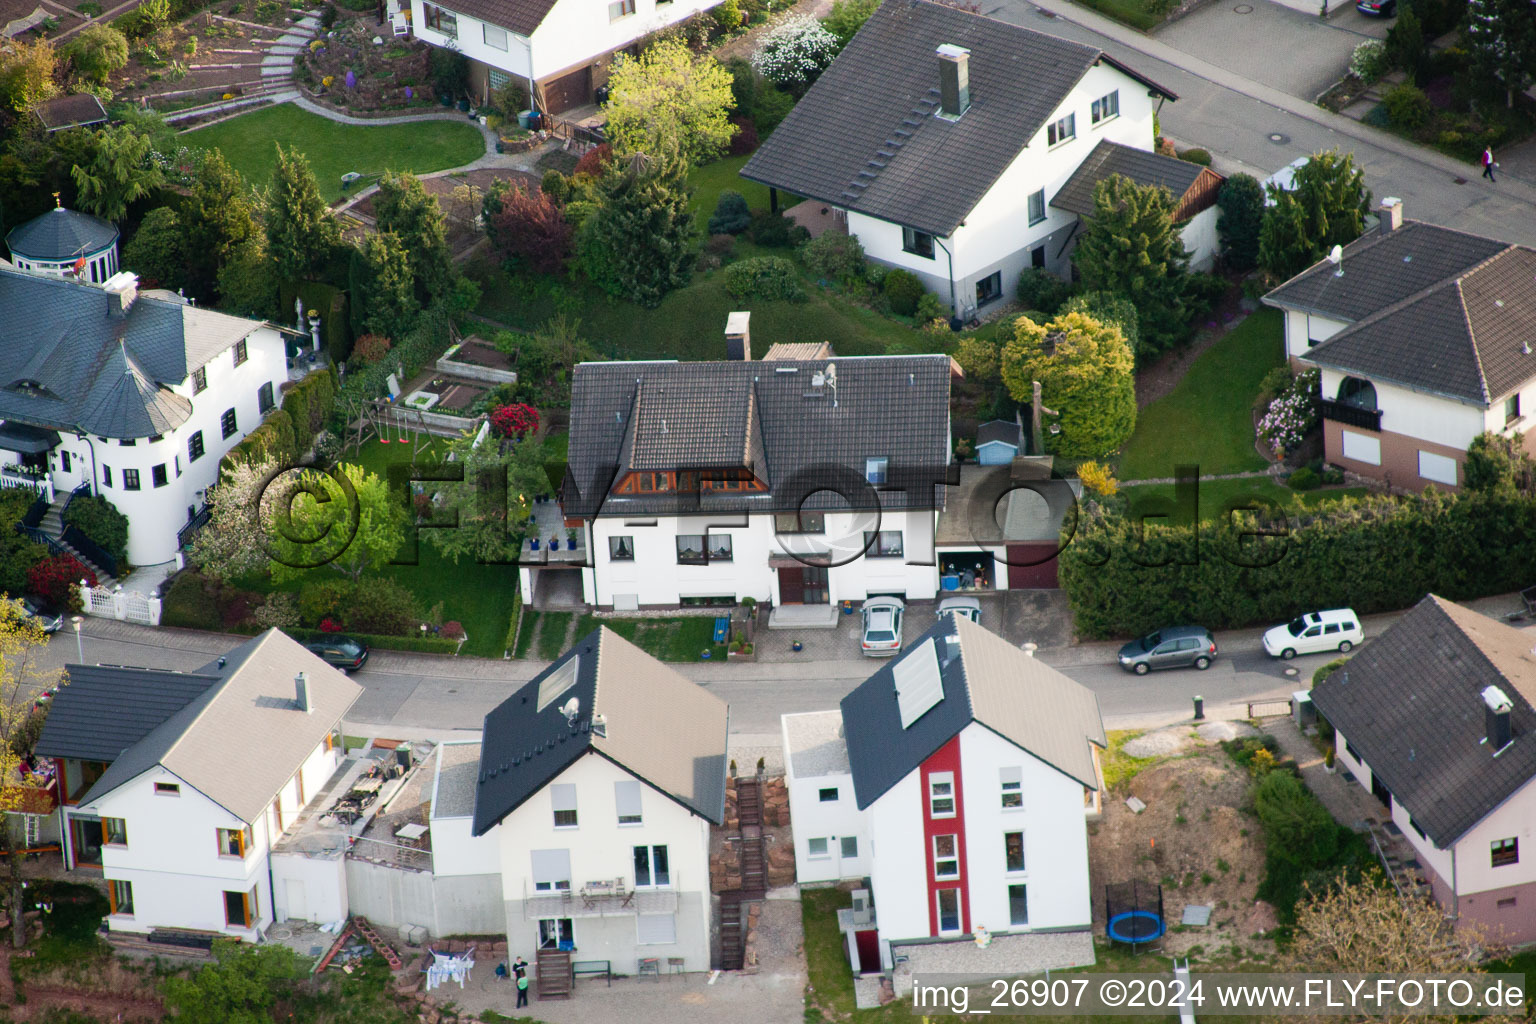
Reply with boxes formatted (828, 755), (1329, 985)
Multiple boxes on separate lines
(781, 712), (871, 884)
(1282, 309), (1348, 361)
(849, 64), (1156, 318)
(485, 750), (713, 969)
(1317, 368), (1488, 451)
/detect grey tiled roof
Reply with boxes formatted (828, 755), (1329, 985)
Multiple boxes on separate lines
(740, 0), (1174, 238)
(473, 627), (729, 835)
(1303, 243), (1536, 404)
(564, 355), (953, 517)
(1309, 596), (1536, 847)
(431, 741), (482, 819)
(840, 616), (1105, 810)
(976, 419), (1020, 448)
(6, 207), (117, 261)
(0, 266), (264, 437)
(1050, 140), (1207, 217)
(442, 0), (554, 38)
(37, 665), (220, 763)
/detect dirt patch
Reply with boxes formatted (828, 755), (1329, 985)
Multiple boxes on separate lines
(1134, 284), (1254, 410)
(0, 946), (164, 1022)
(1090, 746), (1275, 959)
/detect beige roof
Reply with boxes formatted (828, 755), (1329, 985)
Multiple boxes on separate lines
(80, 630), (362, 823)
(1428, 595), (1536, 707)
(784, 710), (851, 778)
(762, 342), (834, 361)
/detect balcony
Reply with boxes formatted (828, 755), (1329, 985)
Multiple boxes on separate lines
(523, 498), (586, 564)
(1320, 398), (1381, 432)
(522, 876), (680, 919)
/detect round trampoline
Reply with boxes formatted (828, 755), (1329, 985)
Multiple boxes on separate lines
(1107, 909), (1165, 944)
(1104, 880), (1166, 949)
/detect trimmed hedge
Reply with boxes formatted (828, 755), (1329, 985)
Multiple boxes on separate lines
(1062, 490), (1536, 639)
(330, 305), (456, 434)
(62, 494), (129, 565)
(503, 577), (523, 657)
(281, 626), (461, 654)
(281, 280), (351, 363)
(722, 257), (804, 301)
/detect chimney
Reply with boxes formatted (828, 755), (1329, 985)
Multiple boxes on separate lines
(724, 311), (751, 361)
(295, 671), (312, 715)
(936, 45), (971, 119)
(104, 271), (138, 318)
(1021, 642), (1038, 658)
(1380, 197), (1402, 233)
(1483, 684), (1512, 752)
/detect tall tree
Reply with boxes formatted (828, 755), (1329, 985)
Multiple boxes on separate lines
(1071, 174), (1192, 356)
(1215, 173), (1265, 273)
(1464, 0), (1536, 109)
(487, 185), (573, 275)
(353, 231), (418, 338)
(266, 463), (407, 584)
(999, 311), (1136, 458)
(373, 171), (452, 303)
(70, 124), (163, 223)
(1464, 430), (1536, 496)
(0, 599), (56, 947)
(121, 206), (187, 289)
(1258, 149), (1371, 282)
(0, 38), (57, 114)
(216, 236), (281, 320)
(424, 428), (550, 565)
(576, 148), (695, 307)
(603, 38), (736, 165)
(183, 149), (258, 298)
(263, 144), (341, 281)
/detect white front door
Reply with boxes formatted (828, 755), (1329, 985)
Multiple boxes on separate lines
(286, 879), (308, 921)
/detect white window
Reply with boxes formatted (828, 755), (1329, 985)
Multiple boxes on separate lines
(551, 784), (577, 828)
(841, 836), (858, 858)
(531, 849), (571, 892)
(1341, 430), (1381, 466)
(928, 772), (955, 817)
(1091, 90), (1119, 124)
(607, 0), (634, 18)
(1417, 450), (1458, 486)
(1046, 113), (1075, 147)
(637, 913), (676, 945)
(615, 780), (643, 825)
(936, 889), (961, 934)
(866, 457), (889, 485)
(808, 837), (830, 858)
(1000, 767), (1022, 809)
(633, 844), (669, 886)
(1027, 189), (1045, 226)
(933, 834), (959, 878)
(482, 22), (508, 48)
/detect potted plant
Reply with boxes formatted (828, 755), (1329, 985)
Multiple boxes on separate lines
(529, 535), (540, 550)
(566, 527), (578, 550)
(1324, 746), (1336, 773)
(955, 437), (974, 464)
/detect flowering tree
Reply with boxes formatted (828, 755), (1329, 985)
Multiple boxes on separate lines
(488, 186), (574, 275)
(490, 403), (540, 439)
(1257, 368), (1320, 458)
(751, 16), (838, 91)
(604, 40), (736, 165)
(26, 555), (95, 611)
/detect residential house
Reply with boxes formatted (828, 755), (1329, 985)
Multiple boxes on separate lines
(471, 626), (727, 979)
(1263, 199), (1535, 490)
(1310, 594), (1536, 944)
(401, 0), (720, 114)
(782, 614), (1105, 977)
(0, 266), (288, 565)
(34, 629), (361, 937)
(528, 314), (954, 614)
(742, 0), (1194, 319)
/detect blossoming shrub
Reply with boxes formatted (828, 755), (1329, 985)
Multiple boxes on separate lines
(750, 15), (837, 90)
(1258, 368), (1320, 457)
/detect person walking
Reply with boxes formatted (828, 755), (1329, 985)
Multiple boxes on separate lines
(516, 971), (530, 1008)
(1483, 146), (1497, 182)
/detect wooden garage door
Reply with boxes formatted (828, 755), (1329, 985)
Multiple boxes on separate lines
(540, 65), (592, 115)
(1006, 543), (1059, 589)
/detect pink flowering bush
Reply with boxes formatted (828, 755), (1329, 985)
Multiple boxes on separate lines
(1258, 368), (1320, 457)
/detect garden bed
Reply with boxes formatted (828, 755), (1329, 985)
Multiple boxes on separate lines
(295, 12), (442, 111)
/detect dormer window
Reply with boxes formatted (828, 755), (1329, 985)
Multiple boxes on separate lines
(865, 457), (888, 485)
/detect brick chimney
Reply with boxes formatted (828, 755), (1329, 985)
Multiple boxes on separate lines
(104, 271), (138, 318)
(725, 311), (751, 361)
(937, 45), (971, 119)
(1380, 197), (1402, 234)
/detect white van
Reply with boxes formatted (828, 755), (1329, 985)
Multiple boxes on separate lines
(1262, 608), (1362, 659)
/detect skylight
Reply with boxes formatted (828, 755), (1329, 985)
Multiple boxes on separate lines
(536, 655), (580, 712)
(894, 638), (944, 729)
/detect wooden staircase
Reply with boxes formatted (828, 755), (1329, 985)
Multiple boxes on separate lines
(736, 778), (767, 899)
(719, 892), (745, 971)
(536, 949), (573, 998)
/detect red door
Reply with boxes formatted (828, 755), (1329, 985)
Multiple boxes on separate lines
(854, 929), (880, 973)
(1006, 543), (1059, 589)
(778, 567), (804, 604)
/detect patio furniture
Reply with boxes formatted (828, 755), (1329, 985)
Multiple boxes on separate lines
(572, 959), (612, 986)
(637, 957), (660, 982)
(713, 617), (729, 644)
(667, 957), (685, 976)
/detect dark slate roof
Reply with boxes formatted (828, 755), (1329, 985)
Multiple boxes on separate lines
(6, 206), (118, 262)
(36, 664), (220, 763)
(1304, 244), (1536, 405)
(0, 266), (262, 437)
(740, 0), (1175, 238)
(840, 615), (1105, 811)
(473, 627), (729, 836)
(441, 0), (554, 38)
(1050, 139), (1207, 217)
(1309, 596), (1536, 847)
(563, 355), (953, 518)
(1262, 220), (1507, 323)
(976, 420), (1020, 448)
(35, 94), (108, 132)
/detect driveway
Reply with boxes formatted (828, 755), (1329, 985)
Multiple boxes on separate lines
(1156, 1), (1386, 101)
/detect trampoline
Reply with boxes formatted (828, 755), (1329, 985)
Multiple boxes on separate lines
(1105, 880), (1165, 949)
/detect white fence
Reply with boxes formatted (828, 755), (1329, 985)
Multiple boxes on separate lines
(0, 469), (53, 503)
(79, 581), (161, 626)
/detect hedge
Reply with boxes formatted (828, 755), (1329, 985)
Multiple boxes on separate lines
(282, 369), (338, 457)
(503, 579), (523, 658)
(330, 304), (456, 433)
(62, 495), (129, 565)
(1061, 489), (1536, 639)
(280, 280), (351, 363)
(280, 626), (461, 654)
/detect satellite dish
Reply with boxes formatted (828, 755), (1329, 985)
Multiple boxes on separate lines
(560, 696), (580, 724)
(1327, 245), (1343, 264)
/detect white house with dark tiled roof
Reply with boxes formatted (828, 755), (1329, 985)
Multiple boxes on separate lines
(1264, 200), (1536, 491)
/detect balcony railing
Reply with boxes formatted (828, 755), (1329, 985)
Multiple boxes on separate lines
(1320, 398), (1382, 432)
(0, 468), (53, 503)
(522, 875), (680, 919)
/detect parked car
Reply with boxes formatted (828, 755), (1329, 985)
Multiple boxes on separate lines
(861, 597), (905, 657)
(19, 598), (61, 634)
(1262, 609), (1362, 659)
(936, 596), (982, 624)
(1117, 626), (1218, 675)
(1356, 0), (1395, 16)
(303, 636), (369, 672)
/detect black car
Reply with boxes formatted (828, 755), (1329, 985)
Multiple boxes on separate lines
(1117, 626), (1217, 675)
(1356, 0), (1395, 15)
(303, 636), (369, 672)
(19, 598), (62, 634)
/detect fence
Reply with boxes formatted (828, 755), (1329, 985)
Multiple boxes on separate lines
(1247, 699), (1294, 719)
(348, 834), (432, 873)
(0, 469), (53, 503)
(79, 582), (161, 626)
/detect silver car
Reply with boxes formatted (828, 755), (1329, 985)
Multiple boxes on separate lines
(861, 597), (905, 657)
(936, 596), (982, 624)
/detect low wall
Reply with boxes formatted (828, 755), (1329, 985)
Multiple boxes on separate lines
(344, 858), (505, 938)
(435, 351), (518, 386)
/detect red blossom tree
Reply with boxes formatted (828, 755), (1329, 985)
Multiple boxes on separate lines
(572, 144), (613, 178)
(26, 555), (95, 611)
(490, 403), (540, 439)
(352, 334), (392, 365)
(488, 187), (574, 275)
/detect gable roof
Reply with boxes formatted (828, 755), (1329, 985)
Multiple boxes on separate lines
(1309, 595), (1536, 847)
(6, 206), (117, 261)
(37, 665), (222, 763)
(63, 631), (361, 822)
(840, 615), (1105, 810)
(741, 0), (1174, 238)
(472, 627), (729, 835)
(435, 0), (552, 37)
(976, 419), (1020, 448)
(34, 94), (108, 133)
(1301, 243), (1536, 405)
(563, 355), (952, 517)
(1050, 139), (1210, 218)
(0, 267), (266, 438)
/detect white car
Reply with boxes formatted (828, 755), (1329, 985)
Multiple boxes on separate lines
(936, 596), (981, 624)
(1262, 609), (1362, 659)
(861, 597), (905, 657)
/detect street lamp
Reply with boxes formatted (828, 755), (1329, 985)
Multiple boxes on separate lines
(70, 616), (83, 663)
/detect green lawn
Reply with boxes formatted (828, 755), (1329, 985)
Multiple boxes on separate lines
(1073, 0), (1166, 31)
(688, 153), (772, 226)
(1117, 309), (1285, 482)
(1120, 478), (1368, 524)
(513, 611), (728, 661)
(182, 103), (486, 200)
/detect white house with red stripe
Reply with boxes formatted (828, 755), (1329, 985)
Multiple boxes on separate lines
(784, 614), (1105, 979)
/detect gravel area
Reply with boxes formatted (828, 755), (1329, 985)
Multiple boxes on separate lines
(1195, 721), (1258, 743)
(891, 930), (1096, 997)
(1121, 728), (1194, 758)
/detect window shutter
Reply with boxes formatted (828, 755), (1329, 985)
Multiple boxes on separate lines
(551, 784), (577, 813)
(615, 781), (642, 823)
(531, 849), (572, 888)
(637, 913), (677, 945)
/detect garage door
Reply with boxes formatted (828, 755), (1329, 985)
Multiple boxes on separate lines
(1006, 543), (1059, 589)
(540, 65), (592, 115)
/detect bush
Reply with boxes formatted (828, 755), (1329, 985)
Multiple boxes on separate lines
(1252, 769), (1370, 923)
(62, 495), (129, 565)
(296, 577), (422, 635)
(1349, 39), (1388, 82)
(489, 402), (539, 438)
(1216, 173), (1265, 274)
(161, 572), (221, 630)
(750, 14), (838, 91)
(353, 333), (391, 365)
(66, 24), (129, 83)
(252, 591), (300, 629)
(428, 47), (469, 98)
(722, 256), (804, 300)
(540, 170), (569, 203)
(488, 185), (574, 276)
(1287, 466), (1320, 490)
(708, 191), (753, 235)
(1015, 267), (1074, 316)
(27, 555), (94, 612)
(572, 143), (613, 178)
(798, 231), (865, 282)
(752, 85), (796, 136)
(0, 532), (47, 599)
(1383, 82), (1430, 129)
(705, 233), (736, 258)
(727, 115), (759, 155)
(914, 291), (949, 323)
(713, 0), (743, 31)
(746, 208), (797, 247)
(1060, 291), (1140, 357)
(1254, 365), (1294, 412)
(882, 268), (925, 316)
(821, 0), (879, 46)
(1176, 148), (1211, 166)
(319, 2), (337, 27)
